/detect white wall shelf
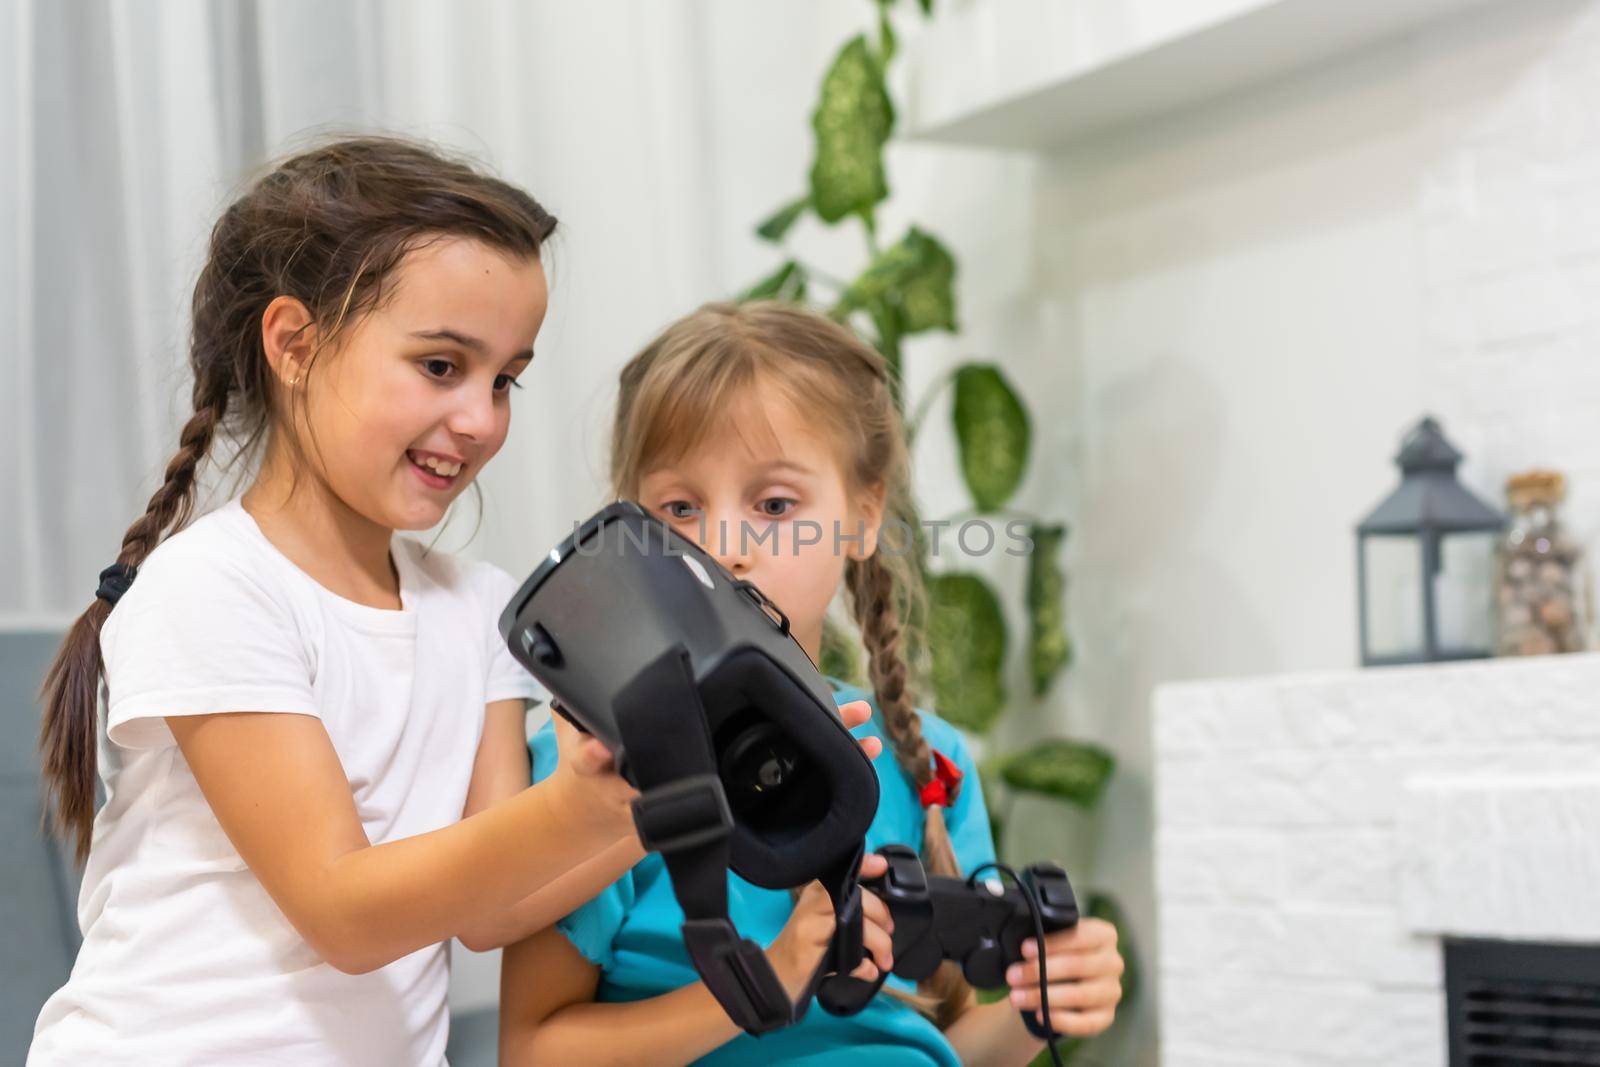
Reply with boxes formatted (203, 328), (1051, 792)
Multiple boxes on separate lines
(904, 0), (1503, 150)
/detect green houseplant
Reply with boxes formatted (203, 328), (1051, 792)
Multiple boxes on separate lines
(738, 2), (1138, 1060)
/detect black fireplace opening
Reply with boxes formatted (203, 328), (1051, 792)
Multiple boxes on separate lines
(1446, 937), (1600, 1066)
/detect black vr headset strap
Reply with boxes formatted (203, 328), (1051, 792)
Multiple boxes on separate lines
(812, 895), (888, 1014)
(613, 645), (800, 1036)
(797, 841), (871, 1010)
(814, 966), (891, 1017)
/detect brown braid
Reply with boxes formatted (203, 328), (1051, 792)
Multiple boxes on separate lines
(38, 350), (232, 863)
(119, 381), (230, 564)
(38, 134), (559, 863)
(847, 552), (974, 1028)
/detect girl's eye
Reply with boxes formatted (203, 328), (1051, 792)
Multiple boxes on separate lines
(494, 374), (524, 394)
(421, 358), (456, 380)
(662, 500), (700, 520)
(757, 497), (798, 518)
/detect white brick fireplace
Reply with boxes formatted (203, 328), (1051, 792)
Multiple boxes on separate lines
(1154, 655), (1600, 1065)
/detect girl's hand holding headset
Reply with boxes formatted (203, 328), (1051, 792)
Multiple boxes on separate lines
(544, 710), (637, 839)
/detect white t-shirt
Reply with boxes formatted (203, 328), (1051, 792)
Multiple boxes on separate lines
(29, 498), (544, 1066)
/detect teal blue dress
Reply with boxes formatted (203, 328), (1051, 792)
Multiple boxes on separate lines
(527, 680), (995, 1066)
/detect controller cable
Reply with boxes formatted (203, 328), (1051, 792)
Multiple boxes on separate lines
(968, 862), (1066, 1067)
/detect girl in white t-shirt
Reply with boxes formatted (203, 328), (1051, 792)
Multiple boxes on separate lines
(27, 136), (884, 1066)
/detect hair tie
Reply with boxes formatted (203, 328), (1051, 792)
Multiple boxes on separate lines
(95, 563), (138, 607)
(917, 748), (964, 809)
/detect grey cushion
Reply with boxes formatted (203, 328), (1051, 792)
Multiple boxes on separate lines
(1, 630), (80, 1063)
(445, 1007), (499, 1067)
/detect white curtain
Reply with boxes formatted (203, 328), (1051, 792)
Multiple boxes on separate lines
(1, 0), (724, 625)
(2, 0), (736, 1013)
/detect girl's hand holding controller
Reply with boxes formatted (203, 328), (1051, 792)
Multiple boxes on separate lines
(1004, 916), (1123, 1039)
(766, 852), (895, 998)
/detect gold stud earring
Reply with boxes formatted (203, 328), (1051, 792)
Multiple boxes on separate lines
(288, 374), (299, 388)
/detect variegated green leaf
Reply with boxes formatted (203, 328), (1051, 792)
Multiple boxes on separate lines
(877, 4), (898, 64)
(1027, 523), (1071, 697)
(834, 226), (957, 335)
(952, 363), (1029, 511)
(809, 35), (894, 223)
(755, 195), (809, 243)
(927, 572), (1007, 733)
(998, 738), (1114, 810)
(740, 259), (808, 303)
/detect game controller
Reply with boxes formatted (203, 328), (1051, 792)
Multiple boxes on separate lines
(817, 844), (1079, 1043)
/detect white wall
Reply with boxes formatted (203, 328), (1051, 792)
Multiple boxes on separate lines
(1016, 0), (1600, 1062)
(910, 0), (1287, 136)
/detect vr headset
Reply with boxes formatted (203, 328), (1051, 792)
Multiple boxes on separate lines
(499, 501), (879, 1034)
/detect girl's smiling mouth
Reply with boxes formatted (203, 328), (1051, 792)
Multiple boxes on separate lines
(407, 448), (464, 488)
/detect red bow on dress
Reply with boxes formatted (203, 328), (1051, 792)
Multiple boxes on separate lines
(917, 748), (964, 809)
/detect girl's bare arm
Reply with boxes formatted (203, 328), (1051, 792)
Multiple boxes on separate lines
(498, 860), (895, 1067)
(167, 709), (635, 974)
(498, 927), (747, 1067)
(456, 699), (644, 951)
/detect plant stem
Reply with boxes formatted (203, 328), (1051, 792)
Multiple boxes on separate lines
(795, 259), (852, 293)
(906, 365), (961, 445)
(861, 210), (880, 257)
(999, 788), (1019, 860)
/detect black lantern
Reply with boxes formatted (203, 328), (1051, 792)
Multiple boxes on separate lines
(1357, 416), (1504, 667)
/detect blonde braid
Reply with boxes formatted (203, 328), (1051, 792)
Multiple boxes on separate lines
(846, 552), (974, 1028)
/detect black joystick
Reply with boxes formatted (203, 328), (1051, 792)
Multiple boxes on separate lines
(816, 844), (1080, 1045)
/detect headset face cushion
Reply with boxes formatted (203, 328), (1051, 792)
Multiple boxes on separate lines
(702, 649), (878, 889)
